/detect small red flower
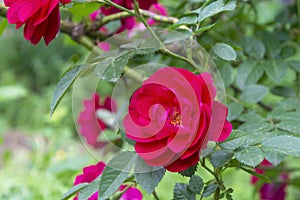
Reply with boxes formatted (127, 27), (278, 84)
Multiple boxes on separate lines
(251, 160), (288, 200)
(73, 161), (142, 200)
(4, 0), (71, 45)
(123, 67), (232, 172)
(78, 93), (116, 148)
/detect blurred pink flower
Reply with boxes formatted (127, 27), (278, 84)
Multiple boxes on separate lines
(251, 160), (288, 200)
(78, 93), (116, 148)
(73, 162), (142, 200)
(147, 3), (168, 25)
(101, 0), (157, 32)
(90, 0), (165, 33)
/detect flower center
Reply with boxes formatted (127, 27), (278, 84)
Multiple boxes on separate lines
(169, 108), (181, 126)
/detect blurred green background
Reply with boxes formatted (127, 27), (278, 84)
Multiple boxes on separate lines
(1, 0), (300, 199)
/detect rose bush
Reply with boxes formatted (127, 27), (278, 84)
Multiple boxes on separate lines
(4, 0), (71, 45)
(73, 161), (142, 200)
(124, 67), (232, 172)
(78, 93), (116, 148)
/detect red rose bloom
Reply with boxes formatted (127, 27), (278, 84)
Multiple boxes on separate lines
(4, 0), (71, 45)
(123, 67), (232, 172)
(73, 161), (142, 200)
(78, 93), (116, 148)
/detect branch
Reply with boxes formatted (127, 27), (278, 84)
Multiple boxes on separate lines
(91, 9), (178, 31)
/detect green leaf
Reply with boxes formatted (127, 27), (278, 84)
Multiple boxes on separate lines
(210, 150), (234, 168)
(94, 45), (159, 82)
(61, 183), (88, 200)
(176, 16), (198, 25)
(264, 60), (286, 83)
(276, 98), (300, 111)
(78, 181), (99, 200)
(238, 111), (264, 123)
(179, 164), (198, 177)
(218, 62), (234, 87)
(98, 151), (137, 200)
(288, 60), (300, 72)
(134, 157), (166, 194)
(227, 102), (244, 121)
(195, 0), (236, 23)
(269, 111), (300, 122)
(276, 121), (300, 135)
(241, 37), (265, 59)
(194, 23), (216, 34)
(213, 43), (237, 61)
(69, 2), (102, 18)
(241, 167), (271, 183)
(240, 84), (269, 103)
(239, 121), (272, 134)
(281, 45), (296, 59)
(261, 32), (281, 58)
(262, 135), (300, 157)
(0, 19), (8, 36)
(234, 146), (265, 167)
(236, 61), (264, 90)
(95, 52), (130, 82)
(163, 30), (192, 44)
(188, 175), (203, 194)
(271, 86), (296, 97)
(50, 65), (81, 116)
(174, 183), (196, 200)
(263, 148), (286, 166)
(202, 183), (218, 197)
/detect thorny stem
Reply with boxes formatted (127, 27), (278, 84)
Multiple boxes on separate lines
(200, 158), (220, 183)
(200, 158), (225, 200)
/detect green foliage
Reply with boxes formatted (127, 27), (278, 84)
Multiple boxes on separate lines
(173, 183), (196, 200)
(202, 183), (218, 198)
(241, 37), (265, 59)
(192, 0), (236, 23)
(97, 151), (137, 200)
(234, 146), (265, 167)
(213, 43), (237, 61)
(134, 157), (166, 194)
(79, 181), (99, 200)
(188, 175), (203, 194)
(62, 183), (89, 200)
(209, 149), (233, 168)
(69, 2), (102, 18)
(227, 102), (244, 121)
(222, 97), (300, 168)
(50, 65), (81, 116)
(179, 164), (198, 177)
(94, 41), (159, 82)
(240, 84), (269, 103)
